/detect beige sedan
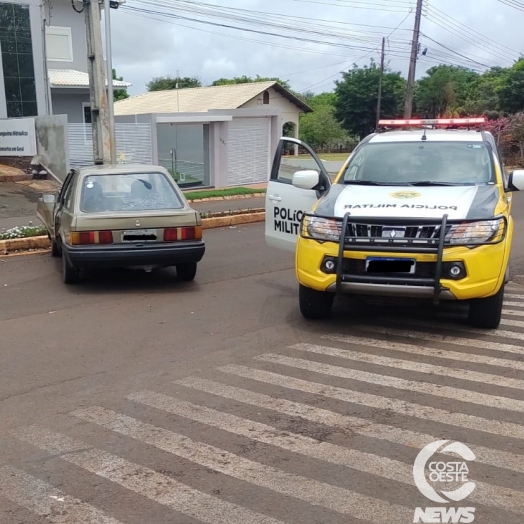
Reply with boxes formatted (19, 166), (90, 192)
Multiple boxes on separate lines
(37, 164), (205, 284)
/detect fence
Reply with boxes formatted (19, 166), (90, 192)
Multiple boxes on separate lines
(158, 157), (206, 187)
(68, 123), (153, 168)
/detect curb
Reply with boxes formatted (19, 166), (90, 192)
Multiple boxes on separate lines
(0, 211), (266, 256)
(187, 192), (265, 203)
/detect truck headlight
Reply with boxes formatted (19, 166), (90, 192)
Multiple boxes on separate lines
(446, 218), (504, 245)
(304, 216), (341, 242)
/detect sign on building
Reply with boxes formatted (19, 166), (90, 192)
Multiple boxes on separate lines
(0, 118), (37, 156)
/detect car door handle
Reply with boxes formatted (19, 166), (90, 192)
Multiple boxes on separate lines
(268, 195), (282, 202)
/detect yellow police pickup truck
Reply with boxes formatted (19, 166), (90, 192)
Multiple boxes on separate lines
(265, 118), (524, 328)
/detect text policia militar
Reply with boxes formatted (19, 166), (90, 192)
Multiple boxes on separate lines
(343, 203), (459, 211)
(274, 207), (304, 234)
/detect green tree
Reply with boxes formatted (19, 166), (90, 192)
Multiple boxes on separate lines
(112, 69), (129, 101)
(414, 65), (478, 118)
(146, 76), (202, 91)
(299, 93), (350, 151)
(464, 66), (507, 115)
(334, 60), (406, 139)
(497, 58), (524, 114)
(210, 75), (292, 90)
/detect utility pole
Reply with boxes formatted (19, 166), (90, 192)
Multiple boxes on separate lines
(404, 0), (423, 119)
(376, 36), (386, 129)
(103, 0), (116, 164)
(84, 0), (111, 164)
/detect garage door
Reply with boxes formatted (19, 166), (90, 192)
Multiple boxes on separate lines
(227, 117), (271, 186)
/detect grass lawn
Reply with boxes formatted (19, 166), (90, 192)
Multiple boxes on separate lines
(184, 187), (266, 200)
(316, 153), (350, 161)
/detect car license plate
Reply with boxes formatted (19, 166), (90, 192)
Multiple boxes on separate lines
(365, 257), (416, 274)
(121, 229), (157, 242)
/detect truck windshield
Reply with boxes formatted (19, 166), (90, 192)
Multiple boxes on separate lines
(340, 141), (495, 186)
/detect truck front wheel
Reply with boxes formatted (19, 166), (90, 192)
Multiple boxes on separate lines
(299, 284), (334, 320)
(468, 284), (504, 329)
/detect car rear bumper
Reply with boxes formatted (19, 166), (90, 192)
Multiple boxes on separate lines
(62, 241), (205, 269)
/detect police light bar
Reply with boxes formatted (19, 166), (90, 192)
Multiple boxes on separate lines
(378, 118), (486, 126)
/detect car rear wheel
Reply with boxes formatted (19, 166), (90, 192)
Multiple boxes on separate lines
(51, 236), (60, 257)
(468, 284), (504, 329)
(176, 262), (197, 281)
(299, 284), (334, 319)
(63, 254), (80, 284)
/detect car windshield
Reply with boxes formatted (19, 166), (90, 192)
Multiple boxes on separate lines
(80, 171), (184, 213)
(340, 141), (495, 186)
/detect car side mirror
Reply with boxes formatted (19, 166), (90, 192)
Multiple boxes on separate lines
(508, 169), (524, 191)
(42, 193), (56, 204)
(292, 170), (320, 190)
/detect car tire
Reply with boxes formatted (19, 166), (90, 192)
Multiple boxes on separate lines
(51, 237), (60, 257)
(299, 284), (334, 320)
(468, 284), (504, 329)
(177, 262), (197, 281)
(62, 254), (80, 284)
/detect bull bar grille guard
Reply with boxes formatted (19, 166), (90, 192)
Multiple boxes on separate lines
(300, 213), (508, 303)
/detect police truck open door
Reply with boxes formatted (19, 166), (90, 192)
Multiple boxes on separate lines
(265, 137), (331, 252)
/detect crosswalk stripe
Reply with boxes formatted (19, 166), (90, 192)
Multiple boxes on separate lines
(503, 309), (524, 317)
(324, 333), (524, 371)
(504, 301), (524, 308)
(406, 319), (524, 342)
(501, 318), (524, 328)
(175, 377), (524, 475)
(356, 324), (524, 354)
(72, 406), (413, 524)
(292, 342), (524, 390)
(505, 294), (524, 300)
(217, 365), (524, 439)
(254, 353), (524, 414)
(12, 425), (285, 524)
(128, 390), (413, 483)
(0, 466), (123, 523)
(121, 391), (524, 516)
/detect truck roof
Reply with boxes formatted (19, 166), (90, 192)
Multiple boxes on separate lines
(369, 129), (485, 143)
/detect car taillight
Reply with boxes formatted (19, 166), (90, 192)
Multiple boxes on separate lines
(98, 231), (113, 244)
(70, 231), (113, 245)
(163, 226), (202, 241)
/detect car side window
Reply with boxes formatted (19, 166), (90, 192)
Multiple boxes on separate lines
(58, 171), (75, 206)
(63, 173), (77, 210)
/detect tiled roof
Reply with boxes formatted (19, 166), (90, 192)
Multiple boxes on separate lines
(113, 81), (312, 115)
(48, 69), (131, 88)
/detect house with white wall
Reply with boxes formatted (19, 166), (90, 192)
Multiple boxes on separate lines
(111, 82), (312, 188)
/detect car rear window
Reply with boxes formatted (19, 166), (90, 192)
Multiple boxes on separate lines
(80, 172), (185, 213)
(341, 141), (495, 185)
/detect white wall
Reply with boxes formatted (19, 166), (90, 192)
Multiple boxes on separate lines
(240, 87), (301, 137)
(45, 0), (88, 72)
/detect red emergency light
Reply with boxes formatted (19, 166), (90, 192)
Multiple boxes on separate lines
(378, 117), (486, 126)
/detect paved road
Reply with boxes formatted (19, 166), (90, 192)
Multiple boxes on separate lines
(2, 218), (524, 523)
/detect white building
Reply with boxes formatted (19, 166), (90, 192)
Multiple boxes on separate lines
(112, 81), (313, 188)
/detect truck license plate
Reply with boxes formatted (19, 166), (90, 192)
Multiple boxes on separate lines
(365, 257), (416, 274)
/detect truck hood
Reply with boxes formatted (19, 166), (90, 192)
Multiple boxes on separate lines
(314, 184), (500, 220)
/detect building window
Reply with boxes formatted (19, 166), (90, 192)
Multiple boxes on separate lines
(263, 91), (269, 104)
(0, 3), (37, 117)
(82, 103), (92, 124)
(45, 26), (73, 62)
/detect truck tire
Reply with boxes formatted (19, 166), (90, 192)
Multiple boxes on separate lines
(468, 284), (504, 329)
(299, 284), (334, 319)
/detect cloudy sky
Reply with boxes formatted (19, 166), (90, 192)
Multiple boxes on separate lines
(105, 0), (523, 97)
